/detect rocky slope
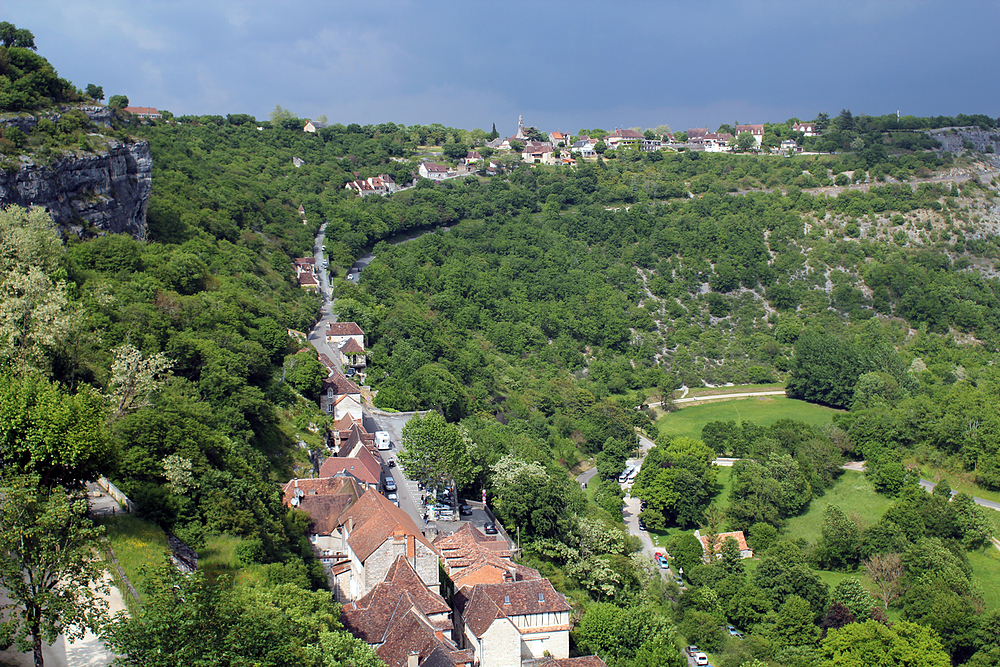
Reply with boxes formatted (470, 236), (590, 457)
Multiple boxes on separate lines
(0, 136), (152, 238)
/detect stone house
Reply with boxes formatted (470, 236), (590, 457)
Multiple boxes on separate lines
(304, 120), (327, 133)
(331, 489), (441, 601)
(320, 371), (363, 421)
(338, 337), (366, 370)
(282, 474), (366, 574)
(453, 578), (572, 666)
(341, 555), (453, 644)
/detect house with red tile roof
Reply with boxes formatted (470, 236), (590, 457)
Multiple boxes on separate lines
(434, 524), (539, 591)
(320, 371), (363, 421)
(338, 337), (366, 370)
(549, 131), (569, 146)
(419, 162), (452, 180)
(345, 174), (398, 197)
(520, 142), (556, 165)
(374, 607), (474, 667)
(342, 555), (453, 643)
(326, 322), (365, 349)
(603, 128), (644, 150)
(541, 658), (608, 667)
(453, 578), (572, 665)
(792, 122), (818, 137)
(735, 124), (765, 148)
(331, 489), (442, 601)
(695, 529), (753, 560)
(123, 106), (161, 119)
(294, 256), (319, 290)
(281, 474), (366, 570)
(318, 442), (382, 488)
(686, 128), (710, 140)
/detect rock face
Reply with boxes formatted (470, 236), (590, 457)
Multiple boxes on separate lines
(0, 138), (152, 238)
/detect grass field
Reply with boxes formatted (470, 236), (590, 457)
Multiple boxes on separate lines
(656, 396), (843, 441)
(200, 534), (244, 581)
(782, 471), (896, 544)
(968, 548), (1000, 611)
(97, 514), (170, 596)
(910, 460), (1000, 506)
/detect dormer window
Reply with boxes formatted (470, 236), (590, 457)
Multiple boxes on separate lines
(504, 596), (510, 605)
(538, 593), (544, 602)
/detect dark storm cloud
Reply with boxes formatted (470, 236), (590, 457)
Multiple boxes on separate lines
(7, 0), (998, 133)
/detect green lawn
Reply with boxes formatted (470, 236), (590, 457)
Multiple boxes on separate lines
(782, 471), (895, 544)
(97, 514), (170, 604)
(969, 547), (1000, 611)
(656, 396), (842, 441)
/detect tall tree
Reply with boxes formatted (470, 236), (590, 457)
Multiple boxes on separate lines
(398, 410), (475, 491)
(864, 552), (904, 610)
(0, 476), (108, 667)
(819, 620), (950, 667)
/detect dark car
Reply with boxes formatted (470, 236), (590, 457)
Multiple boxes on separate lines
(459, 504), (473, 516)
(483, 522), (498, 535)
(637, 517), (647, 531)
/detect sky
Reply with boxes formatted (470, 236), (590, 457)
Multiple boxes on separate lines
(7, 0), (1000, 135)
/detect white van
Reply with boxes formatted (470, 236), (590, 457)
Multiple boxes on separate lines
(375, 431), (391, 450)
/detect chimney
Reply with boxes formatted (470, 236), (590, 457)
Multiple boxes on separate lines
(435, 629), (444, 641)
(407, 534), (416, 559)
(347, 517), (354, 533)
(408, 652), (419, 667)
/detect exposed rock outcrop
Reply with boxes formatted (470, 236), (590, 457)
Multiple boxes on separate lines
(0, 137), (152, 238)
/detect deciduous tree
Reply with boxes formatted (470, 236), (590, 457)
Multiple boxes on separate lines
(0, 476), (108, 667)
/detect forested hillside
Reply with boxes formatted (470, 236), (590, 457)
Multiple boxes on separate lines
(5, 32), (1000, 663)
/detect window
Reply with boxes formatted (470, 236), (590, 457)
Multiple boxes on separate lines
(538, 592), (545, 602)
(504, 596), (510, 605)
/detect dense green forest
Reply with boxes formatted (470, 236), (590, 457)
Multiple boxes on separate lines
(5, 30), (1000, 667)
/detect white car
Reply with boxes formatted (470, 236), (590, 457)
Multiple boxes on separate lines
(694, 652), (709, 666)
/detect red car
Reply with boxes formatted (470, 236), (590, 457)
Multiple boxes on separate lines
(654, 552), (662, 560)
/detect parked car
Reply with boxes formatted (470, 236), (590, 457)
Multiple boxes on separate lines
(694, 652), (709, 666)
(727, 624), (744, 639)
(344, 367), (356, 377)
(659, 557), (669, 570)
(685, 646), (699, 657)
(675, 577), (684, 586)
(483, 522), (498, 535)
(459, 504), (473, 516)
(654, 552), (663, 560)
(637, 517), (647, 531)
(383, 476), (396, 492)
(387, 492), (399, 506)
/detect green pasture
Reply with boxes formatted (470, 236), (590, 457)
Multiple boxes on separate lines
(656, 396), (842, 441)
(781, 471), (895, 544)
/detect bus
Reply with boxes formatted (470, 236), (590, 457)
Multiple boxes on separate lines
(618, 465), (635, 484)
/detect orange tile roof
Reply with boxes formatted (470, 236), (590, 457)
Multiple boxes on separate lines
(337, 490), (438, 562)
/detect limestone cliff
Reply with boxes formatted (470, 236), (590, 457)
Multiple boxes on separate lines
(0, 137), (152, 238)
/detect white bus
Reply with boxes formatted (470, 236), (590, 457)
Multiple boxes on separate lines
(618, 465), (635, 484)
(627, 466), (639, 482)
